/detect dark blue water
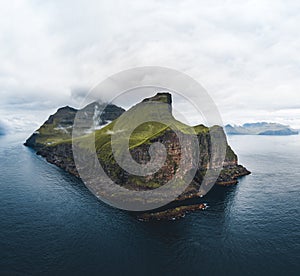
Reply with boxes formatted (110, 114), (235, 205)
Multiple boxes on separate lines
(1, 134), (299, 275)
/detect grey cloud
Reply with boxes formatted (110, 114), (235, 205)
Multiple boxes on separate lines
(70, 87), (90, 102)
(0, 0), (300, 129)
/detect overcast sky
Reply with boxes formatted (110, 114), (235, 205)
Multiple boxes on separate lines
(1, 0), (300, 135)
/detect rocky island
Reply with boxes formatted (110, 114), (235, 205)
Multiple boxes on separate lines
(25, 93), (250, 220)
(225, 122), (298, 136)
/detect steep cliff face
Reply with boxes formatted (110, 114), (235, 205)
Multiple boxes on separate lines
(35, 125), (249, 199)
(26, 93), (250, 207)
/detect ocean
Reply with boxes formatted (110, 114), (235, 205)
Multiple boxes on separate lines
(0, 133), (299, 275)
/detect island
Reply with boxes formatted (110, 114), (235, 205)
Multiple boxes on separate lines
(24, 93), (250, 220)
(225, 122), (298, 136)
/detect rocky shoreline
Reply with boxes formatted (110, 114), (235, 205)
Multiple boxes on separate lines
(136, 203), (209, 222)
(28, 131), (250, 221)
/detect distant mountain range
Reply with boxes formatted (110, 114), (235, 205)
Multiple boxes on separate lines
(225, 122), (299, 136)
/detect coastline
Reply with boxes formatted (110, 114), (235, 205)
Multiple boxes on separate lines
(25, 141), (250, 221)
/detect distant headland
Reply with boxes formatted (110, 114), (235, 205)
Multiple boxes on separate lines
(225, 122), (298, 136)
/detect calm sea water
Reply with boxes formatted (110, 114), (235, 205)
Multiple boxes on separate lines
(0, 133), (299, 275)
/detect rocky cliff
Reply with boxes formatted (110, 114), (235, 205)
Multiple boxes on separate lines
(25, 93), (250, 219)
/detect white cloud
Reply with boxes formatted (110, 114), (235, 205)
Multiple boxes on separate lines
(0, 0), (300, 129)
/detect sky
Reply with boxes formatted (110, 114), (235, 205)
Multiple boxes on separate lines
(1, 0), (300, 135)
